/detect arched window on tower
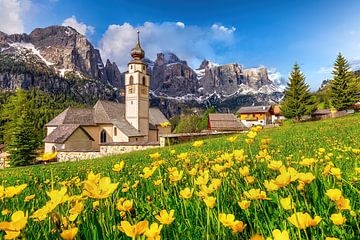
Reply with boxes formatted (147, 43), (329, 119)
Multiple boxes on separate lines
(100, 130), (107, 143)
(129, 76), (134, 85)
(142, 76), (146, 85)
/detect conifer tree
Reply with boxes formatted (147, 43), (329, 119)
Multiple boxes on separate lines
(7, 111), (38, 166)
(280, 63), (317, 120)
(330, 53), (358, 110)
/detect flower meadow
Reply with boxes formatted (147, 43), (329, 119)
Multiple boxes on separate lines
(0, 114), (359, 240)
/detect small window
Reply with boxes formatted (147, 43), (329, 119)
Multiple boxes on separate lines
(114, 127), (117, 136)
(129, 76), (134, 85)
(100, 130), (107, 143)
(142, 76), (146, 85)
(131, 65), (133, 69)
(143, 65), (146, 71)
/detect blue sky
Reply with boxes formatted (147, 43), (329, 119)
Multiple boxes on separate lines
(1, 0), (360, 90)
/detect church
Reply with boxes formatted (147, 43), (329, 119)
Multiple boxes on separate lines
(43, 32), (171, 158)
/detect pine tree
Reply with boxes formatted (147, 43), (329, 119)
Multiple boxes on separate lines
(7, 110), (38, 166)
(330, 53), (359, 110)
(280, 63), (317, 121)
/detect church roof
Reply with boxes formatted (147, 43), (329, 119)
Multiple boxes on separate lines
(45, 100), (169, 138)
(43, 124), (94, 143)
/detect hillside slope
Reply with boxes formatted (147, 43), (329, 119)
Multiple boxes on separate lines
(0, 114), (359, 239)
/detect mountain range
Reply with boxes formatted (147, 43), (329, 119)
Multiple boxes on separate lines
(0, 25), (284, 116)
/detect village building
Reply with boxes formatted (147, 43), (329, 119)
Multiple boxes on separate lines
(271, 105), (286, 123)
(237, 105), (273, 128)
(0, 144), (10, 169)
(43, 32), (171, 161)
(208, 113), (246, 131)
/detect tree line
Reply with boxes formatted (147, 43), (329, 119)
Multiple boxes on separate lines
(281, 53), (359, 120)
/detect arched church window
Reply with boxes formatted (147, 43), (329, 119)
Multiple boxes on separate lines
(130, 65), (133, 69)
(142, 76), (146, 85)
(100, 130), (107, 143)
(129, 76), (134, 85)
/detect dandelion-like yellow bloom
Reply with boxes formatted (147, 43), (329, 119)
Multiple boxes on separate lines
(325, 189), (342, 202)
(238, 200), (251, 210)
(160, 122), (170, 128)
(140, 166), (157, 179)
(244, 189), (269, 200)
(287, 212), (321, 229)
(249, 234), (264, 240)
(219, 213), (236, 227)
(144, 222), (163, 240)
(245, 138), (254, 144)
(227, 136), (237, 143)
(155, 210), (175, 225)
(298, 172), (315, 184)
(193, 140), (204, 148)
(326, 237), (340, 240)
(268, 160), (283, 170)
(60, 227), (78, 240)
(272, 229), (290, 240)
(119, 220), (149, 238)
(330, 167), (342, 179)
(274, 172), (291, 188)
(116, 198), (133, 212)
(82, 172), (119, 199)
(179, 188), (193, 199)
(0, 210), (28, 239)
(2, 184), (27, 199)
(112, 161), (125, 172)
(247, 131), (257, 139)
(280, 196), (294, 210)
(203, 196), (216, 208)
(169, 170), (183, 183)
(24, 194), (35, 202)
(239, 166), (250, 177)
(149, 152), (161, 160)
(264, 180), (279, 192)
(335, 197), (351, 210)
(330, 213), (346, 225)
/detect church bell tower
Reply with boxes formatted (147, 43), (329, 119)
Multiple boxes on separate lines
(125, 31), (150, 140)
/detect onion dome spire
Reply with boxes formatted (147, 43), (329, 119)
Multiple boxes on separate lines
(131, 30), (145, 60)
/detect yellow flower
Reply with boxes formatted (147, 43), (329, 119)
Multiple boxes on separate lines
(268, 161), (283, 170)
(272, 229), (290, 240)
(119, 220), (149, 238)
(112, 161), (125, 172)
(24, 194), (35, 202)
(92, 201), (99, 209)
(247, 131), (257, 139)
(2, 209), (10, 216)
(187, 168), (197, 176)
(3, 230), (20, 239)
(299, 158), (317, 167)
(325, 189), (342, 202)
(239, 166), (250, 177)
(287, 212), (321, 229)
(140, 166), (157, 179)
(227, 136), (237, 143)
(326, 237), (340, 240)
(249, 234), (264, 240)
(230, 220), (246, 233)
(177, 152), (188, 161)
(238, 200), (251, 210)
(335, 196), (351, 210)
(261, 138), (271, 144)
(82, 172), (119, 199)
(219, 213), (236, 227)
(0, 210), (28, 231)
(298, 172), (315, 184)
(193, 140), (204, 148)
(169, 170), (183, 183)
(330, 213), (346, 225)
(244, 189), (269, 200)
(274, 172), (291, 188)
(116, 198), (133, 212)
(144, 222), (163, 240)
(203, 196), (216, 208)
(245, 138), (254, 144)
(149, 152), (161, 160)
(160, 122), (170, 128)
(280, 196), (294, 210)
(264, 180), (279, 192)
(60, 227), (78, 240)
(330, 167), (342, 179)
(47, 187), (68, 205)
(4, 184), (27, 198)
(155, 210), (175, 225)
(180, 188), (193, 199)
(153, 179), (162, 186)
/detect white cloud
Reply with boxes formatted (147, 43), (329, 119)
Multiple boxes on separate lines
(62, 15), (95, 36)
(176, 22), (185, 28)
(0, 0), (31, 34)
(268, 67), (287, 88)
(317, 66), (333, 74)
(99, 21), (236, 71)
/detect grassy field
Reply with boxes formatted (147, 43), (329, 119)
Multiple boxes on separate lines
(0, 114), (359, 239)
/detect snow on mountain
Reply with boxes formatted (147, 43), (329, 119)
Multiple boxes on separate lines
(9, 42), (54, 66)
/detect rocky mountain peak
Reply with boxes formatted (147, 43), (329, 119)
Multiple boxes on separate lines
(155, 52), (187, 66)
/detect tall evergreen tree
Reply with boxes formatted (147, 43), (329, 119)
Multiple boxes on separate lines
(330, 53), (359, 110)
(7, 111), (38, 166)
(280, 63), (317, 120)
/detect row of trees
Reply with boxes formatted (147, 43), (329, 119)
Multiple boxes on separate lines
(281, 53), (359, 120)
(0, 89), (84, 166)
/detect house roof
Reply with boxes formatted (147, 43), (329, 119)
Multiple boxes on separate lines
(312, 109), (331, 115)
(149, 108), (171, 126)
(208, 113), (246, 131)
(94, 100), (125, 123)
(43, 124), (94, 144)
(237, 105), (272, 114)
